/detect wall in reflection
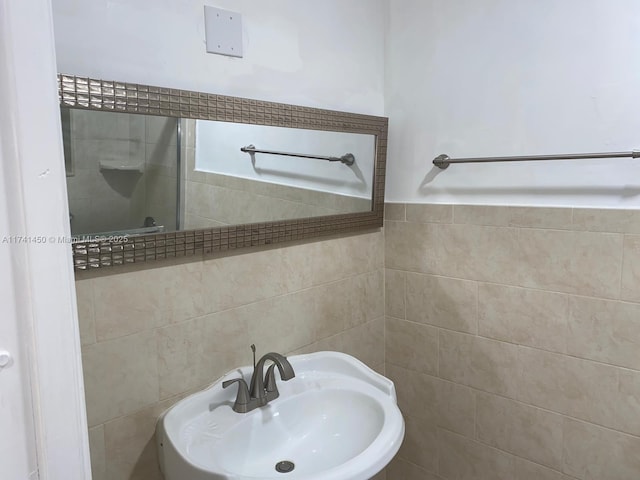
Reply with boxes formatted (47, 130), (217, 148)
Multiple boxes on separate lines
(195, 120), (374, 198)
(184, 171), (372, 228)
(185, 119), (373, 227)
(62, 109), (179, 235)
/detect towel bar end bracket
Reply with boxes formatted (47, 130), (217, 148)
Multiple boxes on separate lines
(433, 154), (450, 169)
(339, 153), (356, 166)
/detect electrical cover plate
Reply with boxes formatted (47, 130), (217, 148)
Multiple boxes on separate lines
(204, 6), (243, 58)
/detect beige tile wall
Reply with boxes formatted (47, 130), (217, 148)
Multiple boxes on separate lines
(75, 231), (385, 480)
(76, 201), (640, 480)
(385, 203), (640, 480)
(184, 174), (366, 227)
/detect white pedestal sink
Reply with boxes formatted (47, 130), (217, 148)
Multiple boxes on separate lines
(156, 351), (405, 480)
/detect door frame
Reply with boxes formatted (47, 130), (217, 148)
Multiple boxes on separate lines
(0, 0), (91, 478)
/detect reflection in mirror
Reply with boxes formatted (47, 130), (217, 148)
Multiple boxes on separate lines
(61, 108), (180, 237)
(184, 120), (374, 229)
(61, 110), (376, 237)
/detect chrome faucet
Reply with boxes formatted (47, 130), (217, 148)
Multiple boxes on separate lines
(222, 345), (295, 413)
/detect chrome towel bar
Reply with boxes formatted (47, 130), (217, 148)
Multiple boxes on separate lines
(241, 144), (355, 166)
(433, 150), (640, 169)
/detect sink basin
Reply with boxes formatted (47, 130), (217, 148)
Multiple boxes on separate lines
(156, 351), (405, 480)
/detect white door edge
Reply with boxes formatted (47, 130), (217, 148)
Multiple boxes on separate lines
(0, 0), (91, 478)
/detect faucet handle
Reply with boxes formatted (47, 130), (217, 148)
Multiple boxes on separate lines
(222, 378), (252, 413)
(251, 344), (256, 369)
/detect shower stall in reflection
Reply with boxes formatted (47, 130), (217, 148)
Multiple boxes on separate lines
(61, 108), (181, 236)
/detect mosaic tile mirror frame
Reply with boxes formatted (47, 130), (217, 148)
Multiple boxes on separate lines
(58, 74), (388, 271)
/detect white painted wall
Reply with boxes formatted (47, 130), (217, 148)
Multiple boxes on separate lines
(52, 0), (386, 115)
(385, 0), (640, 207)
(196, 121), (375, 198)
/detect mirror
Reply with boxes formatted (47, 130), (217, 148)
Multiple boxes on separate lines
(61, 110), (376, 236)
(58, 74), (387, 270)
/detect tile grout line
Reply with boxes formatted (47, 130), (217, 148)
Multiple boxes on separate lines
(618, 234), (626, 301)
(86, 266), (385, 346)
(387, 359), (640, 442)
(437, 424), (583, 480)
(379, 266), (634, 305)
(383, 312), (640, 374)
(392, 202), (640, 235)
(402, 268), (407, 320)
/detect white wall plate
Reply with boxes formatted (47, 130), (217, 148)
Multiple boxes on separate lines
(204, 6), (243, 58)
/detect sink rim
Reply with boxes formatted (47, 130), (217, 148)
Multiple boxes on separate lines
(157, 351), (405, 480)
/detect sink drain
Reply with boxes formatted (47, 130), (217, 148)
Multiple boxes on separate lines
(275, 460), (295, 473)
